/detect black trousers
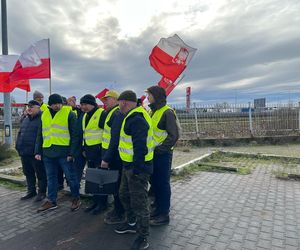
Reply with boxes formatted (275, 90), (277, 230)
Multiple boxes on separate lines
(21, 155), (47, 194)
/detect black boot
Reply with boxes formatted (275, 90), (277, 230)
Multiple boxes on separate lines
(20, 191), (37, 200)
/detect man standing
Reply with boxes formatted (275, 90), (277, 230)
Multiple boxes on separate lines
(146, 86), (179, 226)
(35, 93), (81, 212)
(100, 90), (125, 224)
(114, 90), (153, 250)
(16, 100), (47, 202)
(80, 94), (107, 214)
(33, 90), (48, 112)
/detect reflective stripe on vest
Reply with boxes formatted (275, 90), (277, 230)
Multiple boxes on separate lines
(151, 105), (172, 147)
(41, 107), (71, 148)
(119, 106), (154, 162)
(82, 108), (104, 146)
(102, 106), (119, 150)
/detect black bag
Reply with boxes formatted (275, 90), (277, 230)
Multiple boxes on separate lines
(85, 168), (119, 195)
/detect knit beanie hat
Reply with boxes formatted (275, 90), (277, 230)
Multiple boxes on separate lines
(80, 94), (97, 106)
(48, 93), (63, 105)
(146, 85), (166, 102)
(118, 90), (137, 102)
(28, 100), (40, 107)
(33, 90), (44, 99)
(62, 96), (67, 105)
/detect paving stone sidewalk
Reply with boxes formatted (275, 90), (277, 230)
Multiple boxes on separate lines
(0, 163), (300, 249)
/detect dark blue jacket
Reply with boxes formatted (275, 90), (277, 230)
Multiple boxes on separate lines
(16, 111), (42, 156)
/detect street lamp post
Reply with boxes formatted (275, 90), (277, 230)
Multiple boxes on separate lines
(1, 0), (13, 146)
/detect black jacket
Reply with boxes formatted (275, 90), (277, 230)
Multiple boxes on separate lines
(122, 110), (153, 174)
(35, 107), (79, 158)
(16, 112), (42, 156)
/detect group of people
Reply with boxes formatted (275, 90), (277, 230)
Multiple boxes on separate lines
(16, 86), (179, 250)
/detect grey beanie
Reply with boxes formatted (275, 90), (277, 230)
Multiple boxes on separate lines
(33, 90), (44, 99)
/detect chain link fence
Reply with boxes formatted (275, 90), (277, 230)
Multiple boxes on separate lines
(172, 103), (300, 140)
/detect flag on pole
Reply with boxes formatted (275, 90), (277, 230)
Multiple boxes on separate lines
(95, 88), (109, 100)
(0, 55), (30, 92)
(149, 34), (197, 83)
(9, 39), (51, 82)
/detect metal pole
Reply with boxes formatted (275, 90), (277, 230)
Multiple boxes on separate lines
(248, 101), (253, 137)
(193, 102), (199, 138)
(47, 38), (52, 95)
(1, 0), (12, 146)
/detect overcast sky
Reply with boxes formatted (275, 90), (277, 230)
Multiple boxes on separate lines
(1, 0), (300, 105)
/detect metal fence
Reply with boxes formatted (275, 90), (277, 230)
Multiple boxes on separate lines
(172, 103), (300, 140)
(1, 103), (300, 144)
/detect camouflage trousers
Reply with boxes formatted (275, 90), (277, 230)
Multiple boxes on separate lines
(119, 168), (150, 237)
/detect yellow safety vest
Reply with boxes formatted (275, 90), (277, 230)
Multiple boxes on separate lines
(82, 108), (104, 146)
(42, 107), (71, 148)
(102, 106), (119, 150)
(40, 103), (48, 112)
(119, 106), (154, 162)
(150, 105), (172, 147)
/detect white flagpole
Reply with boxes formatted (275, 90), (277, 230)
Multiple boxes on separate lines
(47, 38), (52, 95)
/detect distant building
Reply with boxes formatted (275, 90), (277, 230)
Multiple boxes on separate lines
(254, 98), (266, 108)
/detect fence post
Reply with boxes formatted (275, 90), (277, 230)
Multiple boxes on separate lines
(248, 102), (253, 136)
(193, 102), (200, 138)
(298, 102), (300, 133)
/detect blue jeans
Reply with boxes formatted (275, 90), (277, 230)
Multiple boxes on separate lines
(151, 151), (173, 214)
(43, 157), (80, 203)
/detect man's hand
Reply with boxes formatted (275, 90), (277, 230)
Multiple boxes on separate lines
(35, 154), (41, 161)
(101, 160), (109, 169)
(67, 156), (74, 162)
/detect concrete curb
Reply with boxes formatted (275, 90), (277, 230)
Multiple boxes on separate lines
(173, 152), (213, 174)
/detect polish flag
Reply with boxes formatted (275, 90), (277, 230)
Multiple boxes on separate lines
(149, 34), (197, 82)
(95, 88), (109, 100)
(158, 77), (177, 96)
(9, 39), (51, 82)
(0, 55), (30, 92)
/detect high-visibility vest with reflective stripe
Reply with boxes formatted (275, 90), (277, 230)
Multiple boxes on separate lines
(63, 105), (78, 117)
(42, 107), (71, 148)
(150, 105), (172, 147)
(82, 108), (104, 146)
(119, 106), (154, 162)
(102, 106), (119, 150)
(40, 103), (48, 112)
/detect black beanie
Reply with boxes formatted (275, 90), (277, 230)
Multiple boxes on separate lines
(118, 90), (137, 102)
(48, 94), (63, 106)
(80, 94), (97, 106)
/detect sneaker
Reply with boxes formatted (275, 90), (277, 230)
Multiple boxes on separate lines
(114, 222), (137, 234)
(104, 212), (126, 225)
(20, 192), (37, 200)
(150, 214), (170, 226)
(130, 236), (149, 250)
(71, 198), (81, 212)
(37, 200), (57, 213)
(34, 193), (46, 202)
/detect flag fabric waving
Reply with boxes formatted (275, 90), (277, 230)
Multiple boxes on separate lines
(95, 88), (109, 100)
(9, 39), (51, 82)
(0, 55), (30, 92)
(149, 34), (197, 83)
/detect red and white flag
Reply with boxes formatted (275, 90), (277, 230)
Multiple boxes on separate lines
(149, 34), (197, 83)
(0, 55), (30, 92)
(9, 39), (51, 82)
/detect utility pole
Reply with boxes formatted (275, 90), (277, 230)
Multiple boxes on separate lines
(1, 0), (13, 146)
